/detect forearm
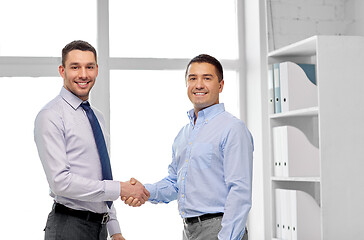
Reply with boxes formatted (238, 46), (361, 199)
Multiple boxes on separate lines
(48, 171), (120, 202)
(107, 204), (122, 237)
(219, 182), (252, 240)
(144, 176), (178, 204)
(144, 157), (179, 204)
(41, 150), (120, 201)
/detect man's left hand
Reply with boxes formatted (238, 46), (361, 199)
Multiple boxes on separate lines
(112, 233), (125, 240)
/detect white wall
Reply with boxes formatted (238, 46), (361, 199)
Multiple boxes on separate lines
(266, 0), (362, 51)
(345, 0), (364, 36)
(243, 1), (270, 239)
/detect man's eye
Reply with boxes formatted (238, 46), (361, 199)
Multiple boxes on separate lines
(71, 66), (78, 70)
(189, 77), (196, 81)
(87, 66), (95, 69)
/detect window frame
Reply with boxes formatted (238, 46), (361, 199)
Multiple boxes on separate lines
(0, 0), (246, 132)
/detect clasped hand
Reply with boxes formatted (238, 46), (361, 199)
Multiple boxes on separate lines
(120, 178), (150, 207)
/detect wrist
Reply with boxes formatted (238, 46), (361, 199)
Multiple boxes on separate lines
(120, 181), (128, 197)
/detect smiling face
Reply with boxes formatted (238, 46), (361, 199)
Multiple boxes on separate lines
(186, 62), (224, 115)
(59, 50), (98, 101)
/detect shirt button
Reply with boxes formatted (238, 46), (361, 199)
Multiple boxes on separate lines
(182, 194), (184, 198)
(189, 142), (192, 145)
(182, 212), (185, 215)
(185, 159), (188, 162)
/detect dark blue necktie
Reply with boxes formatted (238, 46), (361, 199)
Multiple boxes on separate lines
(81, 102), (113, 208)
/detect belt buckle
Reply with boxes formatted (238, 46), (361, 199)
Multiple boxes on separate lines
(184, 216), (199, 225)
(101, 213), (109, 224)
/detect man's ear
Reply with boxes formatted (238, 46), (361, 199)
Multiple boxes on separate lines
(219, 79), (224, 93)
(59, 65), (65, 78)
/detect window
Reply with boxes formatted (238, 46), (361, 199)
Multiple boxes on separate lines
(110, 70), (188, 238)
(0, 77), (61, 238)
(0, 0), (96, 56)
(0, 1), (242, 239)
(109, 0), (238, 59)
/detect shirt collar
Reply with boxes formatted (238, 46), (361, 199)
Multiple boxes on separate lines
(187, 103), (225, 125)
(60, 87), (84, 110)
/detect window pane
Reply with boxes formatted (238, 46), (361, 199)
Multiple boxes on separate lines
(220, 71), (240, 118)
(0, 77), (62, 238)
(0, 0), (96, 56)
(110, 0), (238, 59)
(110, 70), (188, 239)
(110, 69), (239, 239)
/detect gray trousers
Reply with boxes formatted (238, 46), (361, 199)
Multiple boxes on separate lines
(183, 216), (248, 240)
(44, 207), (107, 240)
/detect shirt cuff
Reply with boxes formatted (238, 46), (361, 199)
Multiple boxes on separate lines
(104, 180), (121, 201)
(107, 203), (121, 237)
(144, 184), (158, 203)
(107, 218), (121, 237)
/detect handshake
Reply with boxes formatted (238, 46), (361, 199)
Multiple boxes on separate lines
(120, 178), (149, 207)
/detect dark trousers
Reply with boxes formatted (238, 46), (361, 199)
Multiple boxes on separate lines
(44, 207), (107, 240)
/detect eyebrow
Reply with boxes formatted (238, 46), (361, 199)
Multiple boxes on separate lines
(188, 73), (213, 77)
(69, 62), (96, 66)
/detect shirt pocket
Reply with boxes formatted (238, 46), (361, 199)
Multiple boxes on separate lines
(191, 142), (213, 170)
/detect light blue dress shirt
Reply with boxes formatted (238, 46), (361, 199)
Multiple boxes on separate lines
(34, 87), (121, 236)
(145, 103), (254, 240)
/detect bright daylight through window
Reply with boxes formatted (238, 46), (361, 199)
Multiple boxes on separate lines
(0, 0), (241, 239)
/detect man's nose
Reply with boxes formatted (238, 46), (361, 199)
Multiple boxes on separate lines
(195, 78), (204, 89)
(79, 67), (87, 79)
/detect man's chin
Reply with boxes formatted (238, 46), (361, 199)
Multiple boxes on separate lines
(71, 89), (90, 101)
(193, 103), (211, 112)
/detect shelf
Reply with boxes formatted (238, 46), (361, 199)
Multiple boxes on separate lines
(266, 36), (364, 239)
(272, 178), (321, 206)
(270, 107), (318, 119)
(268, 36), (317, 58)
(269, 107), (319, 148)
(272, 176), (320, 183)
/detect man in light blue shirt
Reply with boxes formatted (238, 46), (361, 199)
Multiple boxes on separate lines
(126, 54), (253, 239)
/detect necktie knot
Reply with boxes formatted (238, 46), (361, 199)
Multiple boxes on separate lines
(81, 102), (91, 111)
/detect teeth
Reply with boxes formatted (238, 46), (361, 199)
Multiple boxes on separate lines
(78, 82), (87, 86)
(194, 93), (206, 95)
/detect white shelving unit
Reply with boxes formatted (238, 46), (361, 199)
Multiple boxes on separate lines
(267, 36), (364, 239)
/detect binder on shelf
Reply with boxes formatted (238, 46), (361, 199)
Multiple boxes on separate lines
(275, 189), (321, 240)
(281, 189), (292, 240)
(275, 189), (292, 239)
(272, 125), (320, 177)
(268, 64), (275, 114)
(275, 189), (282, 239)
(279, 61), (318, 113)
(273, 63), (281, 113)
(272, 127), (283, 177)
(290, 190), (321, 240)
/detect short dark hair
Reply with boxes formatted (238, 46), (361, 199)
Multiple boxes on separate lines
(185, 54), (224, 82)
(61, 40), (97, 66)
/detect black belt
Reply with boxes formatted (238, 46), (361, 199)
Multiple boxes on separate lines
(184, 213), (223, 224)
(54, 203), (109, 224)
